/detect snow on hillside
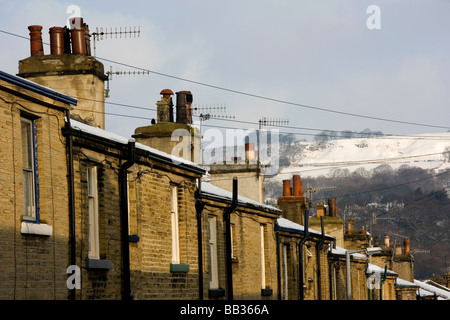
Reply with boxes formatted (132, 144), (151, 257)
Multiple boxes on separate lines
(278, 132), (450, 179)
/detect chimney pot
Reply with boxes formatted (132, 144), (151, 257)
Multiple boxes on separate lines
(160, 89), (174, 98)
(245, 143), (256, 161)
(70, 28), (86, 55)
(404, 238), (410, 254)
(347, 217), (355, 234)
(28, 25), (44, 56)
(176, 91), (188, 124)
(69, 17), (86, 55)
(316, 201), (325, 217)
(282, 179), (291, 197)
(384, 234), (390, 246)
(49, 27), (65, 55)
(185, 91), (193, 125)
(328, 198), (337, 217)
(292, 175), (303, 196)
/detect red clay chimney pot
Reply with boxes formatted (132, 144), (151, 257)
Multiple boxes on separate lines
(292, 175), (303, 196)
(28, 25), (44, 56)
(282, 179), (291, 197)
(49, 27), (65, 55)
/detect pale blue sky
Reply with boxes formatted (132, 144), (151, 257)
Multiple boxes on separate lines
(1, 0), (449, 139)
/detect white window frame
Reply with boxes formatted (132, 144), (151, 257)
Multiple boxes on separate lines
(87, 166), (100, 259)
(21, 117), (38, 221)
(261, 224), (266, 289)
(282, 244), (288, 300)
(171, 185), (180, 264)
(208, 216), (219, 289)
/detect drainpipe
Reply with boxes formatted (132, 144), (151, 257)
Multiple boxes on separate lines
(224, 177), (238, 300)
(64, 110), (76, 301)
(298, 208), (309, 300)
(379, 265), (387, 300)
(195, 186), (205, 300)
(276, 232), (282, 300)
(119, 139), (135, 300)
(329, 238), (336, 300)
(316, 216), (325, 300)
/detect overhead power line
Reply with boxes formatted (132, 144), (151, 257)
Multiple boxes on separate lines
(1, 28), (449, 131)
(97, 56), (450, 130)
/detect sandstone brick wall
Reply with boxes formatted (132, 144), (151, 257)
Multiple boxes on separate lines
(0, 86), (70, 299)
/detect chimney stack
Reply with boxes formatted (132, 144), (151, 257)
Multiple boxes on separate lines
(28, 25), (44, 56)
(395, 242), (402, 255)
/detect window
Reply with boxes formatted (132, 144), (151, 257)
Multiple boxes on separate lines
(208, 216), (219, 289)
(87, 166), (99, 259)
(230, 223), (236, 260)
(21, 118), (39, 221)
(171, 185), (180, 264)
(260, 224), (272, 296)
(260, 224), (266, 289)
(282, 244), (289, 300)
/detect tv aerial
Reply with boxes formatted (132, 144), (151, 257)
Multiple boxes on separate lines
(91, 26), (141, 57)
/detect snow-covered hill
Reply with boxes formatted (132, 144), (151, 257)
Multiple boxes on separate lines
(277, 132), (450, 179)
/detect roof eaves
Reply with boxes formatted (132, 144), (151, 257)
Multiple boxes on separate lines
(0, 70), (77, 106)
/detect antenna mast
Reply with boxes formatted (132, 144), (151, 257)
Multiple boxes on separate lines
(91, 26), (140, 57)
(193, 104), (234, 166)
(257, 117), (289, 174)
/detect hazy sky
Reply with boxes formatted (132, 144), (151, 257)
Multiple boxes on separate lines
(1, 0), (449, 140)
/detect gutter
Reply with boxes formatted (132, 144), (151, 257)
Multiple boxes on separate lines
(65, 126), (205, 176)
(224, 178), (238, 300)
(298, 209), (309, 300)
(119, 139), (136, 300)
(0, 70), (77, 106)
(276, 231), (282, 300)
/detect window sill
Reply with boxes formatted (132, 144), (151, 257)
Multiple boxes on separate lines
(170, 263), (189, 273)
(209, 288), (225, 298)
(261, 288), (273, 296)
(21, 221), (52, 236)
(86, 258), (112, 270)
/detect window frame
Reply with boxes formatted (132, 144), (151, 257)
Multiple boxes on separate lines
(21, 117), (39, 222)
(170, 185), (180, 264)
(260, 224), (266, 289)
(208, 215), (219, 289)
(87, 165), (100, 259)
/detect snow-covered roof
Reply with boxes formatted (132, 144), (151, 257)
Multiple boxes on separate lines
(70, 119), (204, 172)
(331, 246), (367, 259)
(414, 279), (450, 300)
(276, 217), (334, 240)
(199, 181), (281, 214)
(396, 277), (419, 288)
(367, 263), (398, 276)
